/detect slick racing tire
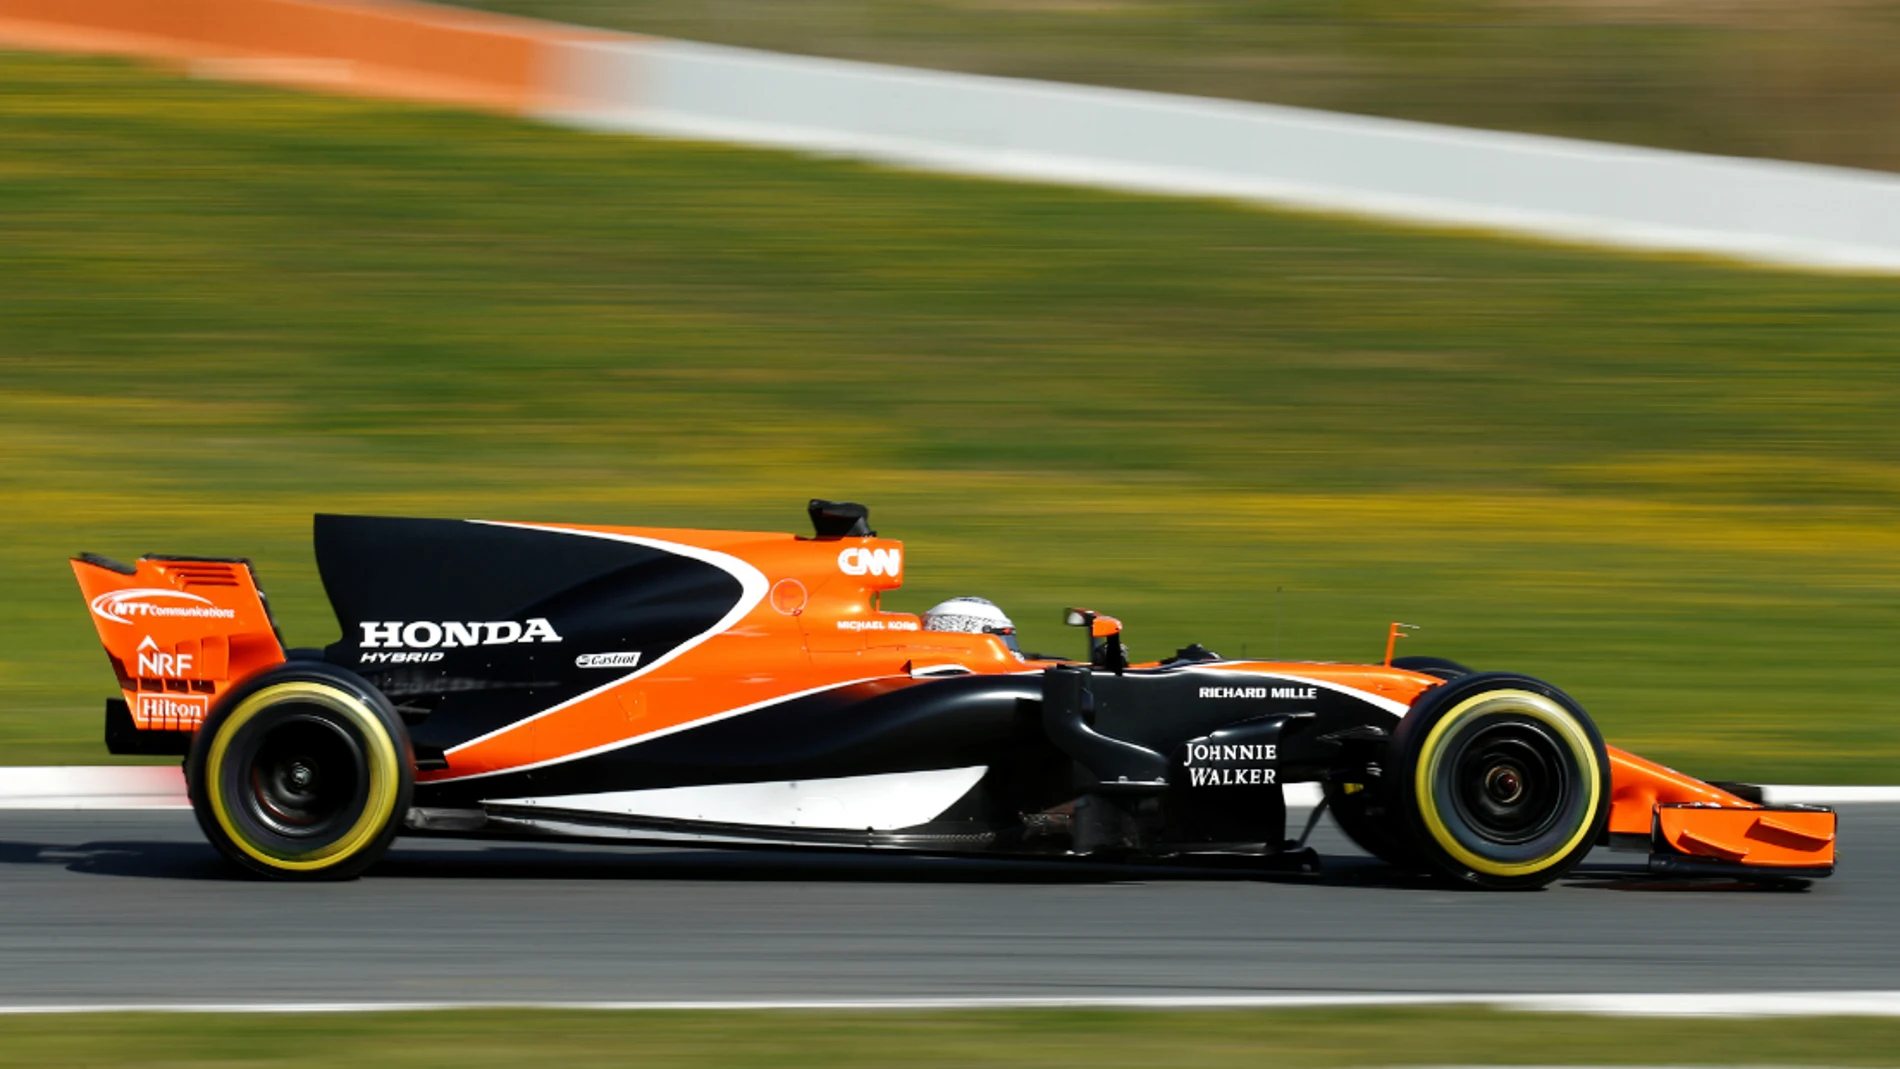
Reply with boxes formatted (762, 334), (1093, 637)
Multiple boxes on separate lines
(188, 662), (413, 881)
(1389, 674), (1608, 891)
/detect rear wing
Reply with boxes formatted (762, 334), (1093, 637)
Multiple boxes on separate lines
(71, 553), (287, 741)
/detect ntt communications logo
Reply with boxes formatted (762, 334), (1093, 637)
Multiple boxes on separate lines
(837, 547), (902, 577)
(90, 589), (237, 626)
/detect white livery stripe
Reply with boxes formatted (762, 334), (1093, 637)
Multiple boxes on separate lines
(1284, 783), (1323, 807)
(437, 521), (770, 769)
(444, 675), (888, 785)
(490, 766), (989, 831)
(1185, 666), (1412, 716)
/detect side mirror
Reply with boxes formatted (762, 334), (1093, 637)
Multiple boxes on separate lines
(1063, 607), (1120, 636)
(1063, 607), (1126, 672)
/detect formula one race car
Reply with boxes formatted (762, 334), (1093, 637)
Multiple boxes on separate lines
(72, 501), (1837, 887)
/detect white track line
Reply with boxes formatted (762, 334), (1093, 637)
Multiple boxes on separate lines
(3, 768), (1898, 810)
(1762, 785), (1900, 805)
(0, 992), (1896, 1016)
(0, 766), (188, 809)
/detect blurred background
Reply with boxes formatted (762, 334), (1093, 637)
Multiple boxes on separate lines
(2, 0), (1898, 784)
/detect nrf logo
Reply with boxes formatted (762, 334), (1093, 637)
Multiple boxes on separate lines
(136, 636), (193, 678)
(837, 547), (901, 577)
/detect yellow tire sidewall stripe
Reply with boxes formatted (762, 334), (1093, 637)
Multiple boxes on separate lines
(206, 681), (401, 872)
(1413, 689), (1602, 879)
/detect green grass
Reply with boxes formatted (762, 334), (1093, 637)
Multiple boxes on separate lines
(2, 52), (1899, 779)
(458, 0), (1900, 173)
(0, 1007), (1898, 1067)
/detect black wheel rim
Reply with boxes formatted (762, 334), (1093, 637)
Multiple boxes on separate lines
(1447, 719), (1568, 846)
(1430, 710), (1591, 866)
(224, 703), (370, 849)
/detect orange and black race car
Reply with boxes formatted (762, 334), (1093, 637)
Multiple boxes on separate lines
(71, 500), (1836, 887)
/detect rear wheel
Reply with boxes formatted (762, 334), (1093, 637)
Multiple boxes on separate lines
(1389, 674), (1608, 890)
(188, 663), (412, 880)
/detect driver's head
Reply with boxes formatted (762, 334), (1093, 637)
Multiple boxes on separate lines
(921, 596), (1020, 654)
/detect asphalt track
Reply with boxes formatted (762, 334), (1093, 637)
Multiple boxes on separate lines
(1, 807), (1896, 1007)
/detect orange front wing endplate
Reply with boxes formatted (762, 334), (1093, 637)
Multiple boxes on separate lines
(1608, 747), (1836, 877)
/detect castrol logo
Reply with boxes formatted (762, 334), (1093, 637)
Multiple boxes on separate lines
(837, 547), (902, 578)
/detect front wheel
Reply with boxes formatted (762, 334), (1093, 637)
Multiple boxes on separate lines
(187, 662), (413, 880)
(1389, 674), (1609, 890)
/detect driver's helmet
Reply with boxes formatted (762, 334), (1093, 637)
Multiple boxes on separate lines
(921, 596), (1020, 654)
